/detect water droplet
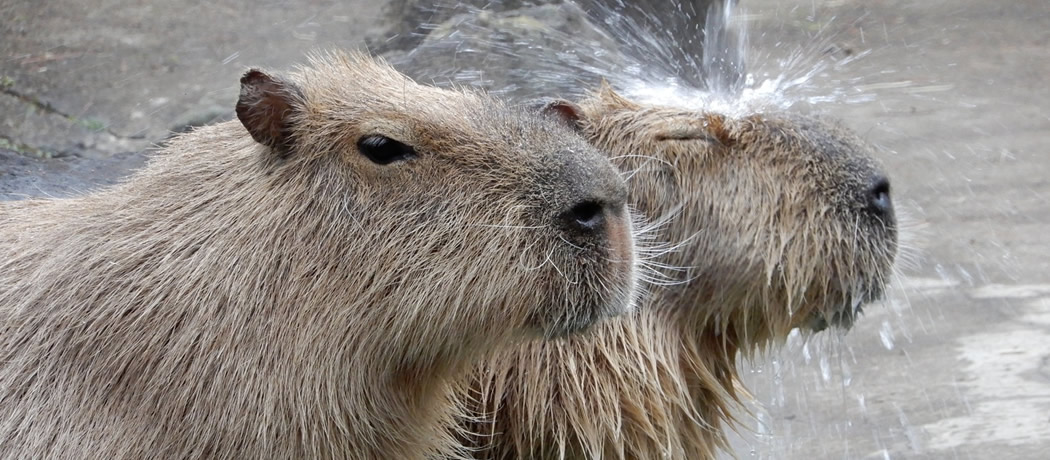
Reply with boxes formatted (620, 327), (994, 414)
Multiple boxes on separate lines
(879, 320), (896, 350)
(819, 354), (831, 383)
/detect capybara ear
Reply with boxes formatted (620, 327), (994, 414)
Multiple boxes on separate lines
(236, 69), (303, 156)
(526, 98), (586, 132)
(702, 114), (735, 147)
(593, 80), (641, 111)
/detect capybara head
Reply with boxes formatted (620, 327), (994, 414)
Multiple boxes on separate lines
(236, 52), (638, 342)
(537, 85), (897, 345)
(455, 87), (901, 460)
(0, 52), (638, 459)
(455, 86), (899, 460)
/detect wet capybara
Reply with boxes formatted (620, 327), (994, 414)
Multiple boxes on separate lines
(460, 85), (899, 459)
(0, 52), (639, 459)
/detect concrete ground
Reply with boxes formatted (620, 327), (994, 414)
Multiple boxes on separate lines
(1, 0), (1047, 458)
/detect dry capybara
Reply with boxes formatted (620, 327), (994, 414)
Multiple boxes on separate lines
(458, 85), (899, 459)
(0, 52), (640, 460)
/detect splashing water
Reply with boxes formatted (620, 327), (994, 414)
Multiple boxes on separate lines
(390, 0), (878, 117)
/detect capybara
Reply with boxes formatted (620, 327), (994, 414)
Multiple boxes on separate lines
(0, 52), (639, 459)
(459, 85), (899, 459)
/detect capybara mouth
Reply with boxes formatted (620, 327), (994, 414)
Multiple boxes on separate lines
(805, 284), (887, 332)
(541, 310), (604, 340)
(533, 271), (638, 340)
(530, 253), (639, 340)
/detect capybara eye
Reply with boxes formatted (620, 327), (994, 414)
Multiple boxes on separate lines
(654, 128), (718, 143)
(357, 135), (418, 165)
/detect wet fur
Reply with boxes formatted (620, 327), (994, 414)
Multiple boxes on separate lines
(459, 86), (898, 459)
(0, 53), (638, 459)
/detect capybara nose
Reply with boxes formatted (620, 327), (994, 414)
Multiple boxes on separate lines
(866, 176), (894, 222)
(555, 146), (630, 237)
(562, 200), (606, 233)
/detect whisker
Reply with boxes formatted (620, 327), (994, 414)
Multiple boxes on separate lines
(555, 235), (585, 251)
(545, 246), (576, 285)
(470, 223), (547, 230)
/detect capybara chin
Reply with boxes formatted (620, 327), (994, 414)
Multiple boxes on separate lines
(0, 51), (638, 459)
(459, 85), (899, 459)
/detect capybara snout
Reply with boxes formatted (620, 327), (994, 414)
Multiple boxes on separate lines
(546, 154), (630, 265)
(518, 106), (638, 338)
(786, 114), (897, 234)
(525, 136), (638, 338)
(554, 151), (630, 238)
(552, 155), (637, 336)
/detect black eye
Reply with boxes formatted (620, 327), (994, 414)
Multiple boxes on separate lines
(357, 135), (418, 165)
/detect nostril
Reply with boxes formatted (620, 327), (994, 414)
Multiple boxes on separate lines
(564, 200), (605, 232)
(868, 177), (893, 217)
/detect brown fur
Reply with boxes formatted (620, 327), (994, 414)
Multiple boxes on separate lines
(0, 53), (639, 459)
(459, 85), (899, 459)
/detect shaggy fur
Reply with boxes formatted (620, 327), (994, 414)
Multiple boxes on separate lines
(459, 85), (899, 459)
(0, 53), (639, 459)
